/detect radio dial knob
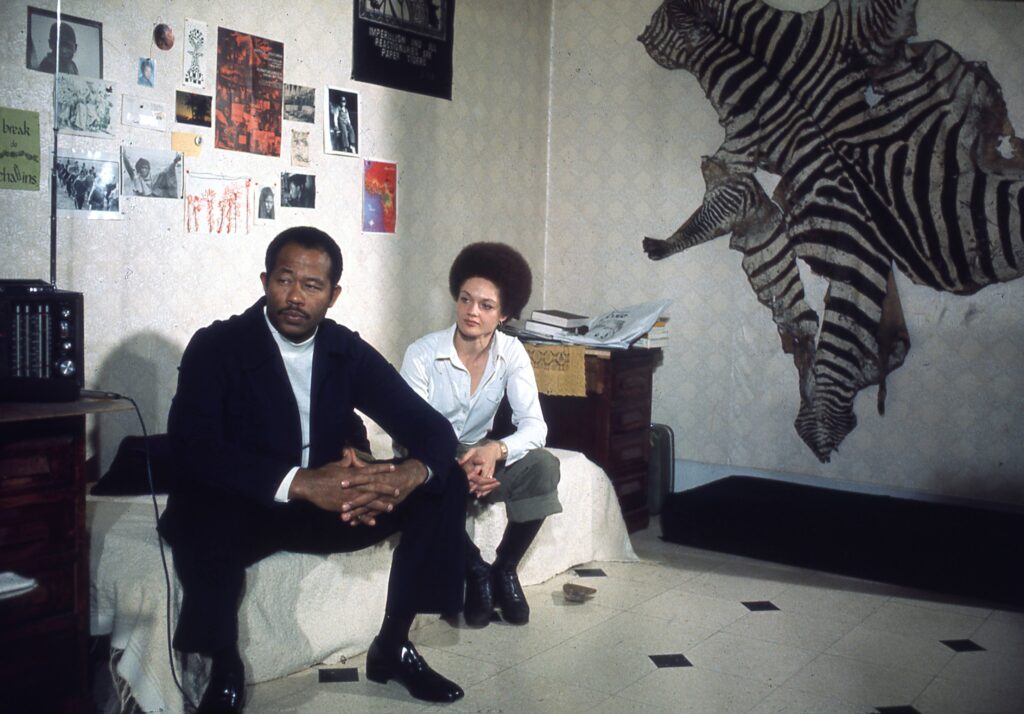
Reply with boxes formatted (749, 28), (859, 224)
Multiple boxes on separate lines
(58, 359), (77, 377)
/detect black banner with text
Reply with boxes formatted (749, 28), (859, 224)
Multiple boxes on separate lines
(352, 0), (455, 100)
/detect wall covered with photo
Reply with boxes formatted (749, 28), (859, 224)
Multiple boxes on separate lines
(3, 0), (1023, 507)
(0, 0), (553, 472)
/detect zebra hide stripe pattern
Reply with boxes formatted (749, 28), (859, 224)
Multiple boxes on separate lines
(640, 0), (1024, 462)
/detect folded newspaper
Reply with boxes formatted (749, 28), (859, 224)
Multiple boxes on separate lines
(519, 299), (671, 349)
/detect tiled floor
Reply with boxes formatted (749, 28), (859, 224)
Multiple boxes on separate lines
(241, 518), (1024, 713)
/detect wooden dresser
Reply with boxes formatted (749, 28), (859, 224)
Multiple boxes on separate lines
(538, 348), (661, 532)
(0, 399), (131, 713)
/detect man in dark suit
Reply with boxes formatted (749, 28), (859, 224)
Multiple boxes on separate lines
(158, 226), (466, 713)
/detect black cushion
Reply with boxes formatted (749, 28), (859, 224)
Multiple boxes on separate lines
(92, 434), (173, 496)
(661, 475), (1024, 608)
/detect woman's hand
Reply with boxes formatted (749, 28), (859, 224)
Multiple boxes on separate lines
(458, 443), (503, 498)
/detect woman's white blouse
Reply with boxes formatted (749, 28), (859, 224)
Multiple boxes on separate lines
(399, 324), (547, 465)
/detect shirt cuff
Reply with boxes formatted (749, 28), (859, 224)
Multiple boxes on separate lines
(275, 466), (300, 502)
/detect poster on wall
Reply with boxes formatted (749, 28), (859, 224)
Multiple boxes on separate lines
(57, 75), (115, 138)
(185, 172), (251, 235)
(182, 19), (208, 89)
(0, 107), (40, 192)
(214, 27), (283, 157)
(362, 159), (396, 234)
(26, 6), (103, 78)
(121, 147), (183, 198)
(324, 87), (359, 156)
(55, 148), (120, 218)
(352, 0), (455, 100)
(283, 84), (315, 123)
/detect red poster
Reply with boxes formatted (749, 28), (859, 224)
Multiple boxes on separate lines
(215, 28), (283, 156)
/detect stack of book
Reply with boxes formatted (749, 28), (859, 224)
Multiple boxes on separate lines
(632, 315), (669, 349)
(520, 309), (589, 340)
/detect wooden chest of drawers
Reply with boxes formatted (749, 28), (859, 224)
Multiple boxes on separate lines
(538, 349), (661, 532)
(0, 399), (131, 713)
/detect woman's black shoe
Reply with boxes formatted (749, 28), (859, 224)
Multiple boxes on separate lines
(464, 563), (495, 627)
(196, 658), (245, 713)
(365, 638), (464, 703)
(492, 567), (530, 624)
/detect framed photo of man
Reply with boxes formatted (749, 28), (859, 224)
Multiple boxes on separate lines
(26, 6), (103, 79)
(324, 87), (359, 156)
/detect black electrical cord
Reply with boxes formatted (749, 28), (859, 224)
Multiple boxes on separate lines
(83, 389), (198, 711)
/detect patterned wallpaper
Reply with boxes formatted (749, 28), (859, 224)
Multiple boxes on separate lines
(2, 0), (1022, 505)
(544, 0), (1024, 505)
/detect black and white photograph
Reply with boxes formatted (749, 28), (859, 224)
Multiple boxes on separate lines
(26, 6), (103, 78)
(283, 84), (315, 123)
(57, 75), (115, 138)
(280, 172), (315, 208)
(55, 149), (120, 218)
(121, 147), (183, 199)
(175, 91), (212, 127)
(324, 87), (359, 156)
(254, 180), (278, 224)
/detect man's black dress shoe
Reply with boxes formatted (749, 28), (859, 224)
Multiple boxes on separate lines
(492, 567), (530, 624)
(464, 562), (495, 627)
(365, 638), (464, 703)
(196, 661), (245, 714)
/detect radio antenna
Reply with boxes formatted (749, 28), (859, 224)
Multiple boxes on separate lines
(49, 0), (62, 288)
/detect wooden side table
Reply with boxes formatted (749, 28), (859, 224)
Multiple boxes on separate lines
(538, 348), (661, 532)
(0, 398), (131, 713)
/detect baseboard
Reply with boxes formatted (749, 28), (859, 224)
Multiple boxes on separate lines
(673, 459), (1024, 515)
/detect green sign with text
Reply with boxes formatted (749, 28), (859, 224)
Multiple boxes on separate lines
(0, 107), (41, 191)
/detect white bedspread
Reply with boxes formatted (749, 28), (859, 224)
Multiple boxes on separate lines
(88, 448), (636, 713)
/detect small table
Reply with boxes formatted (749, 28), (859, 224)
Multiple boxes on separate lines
(537, 348), (662, 532)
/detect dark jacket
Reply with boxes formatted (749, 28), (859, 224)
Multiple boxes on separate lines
(167, 298), (457, 505)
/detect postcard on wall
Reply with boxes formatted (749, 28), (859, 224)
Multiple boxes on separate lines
(215, 27), (284, 157)
(56, 147), (121, 219)
(57, 74), (115, 138)
(290, 129), (310, 167)
(122, 96), (168, 132)
(283, 84), (314, 123)
(362, 159), (396, 234)
(26, 6), (103, 79)
(352, 0), (454, 100)
(0, 107), (40, 192)
(182, 19), (209, 89)
(281, 172), (315, 208)
(324, 87), (359, 156)
(253, 178), (279, 224)
(185, 172), (251, 235)
(176, 91), (212, 127)
(121, 147), (183, 199)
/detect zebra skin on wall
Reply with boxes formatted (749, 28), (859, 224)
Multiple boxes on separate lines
(640, 0), (1024, 462)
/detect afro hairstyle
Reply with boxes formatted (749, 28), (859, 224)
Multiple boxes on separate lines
(448, 242), (532, 319)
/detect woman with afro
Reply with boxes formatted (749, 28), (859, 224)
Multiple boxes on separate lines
(398, 242), (561, 627)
